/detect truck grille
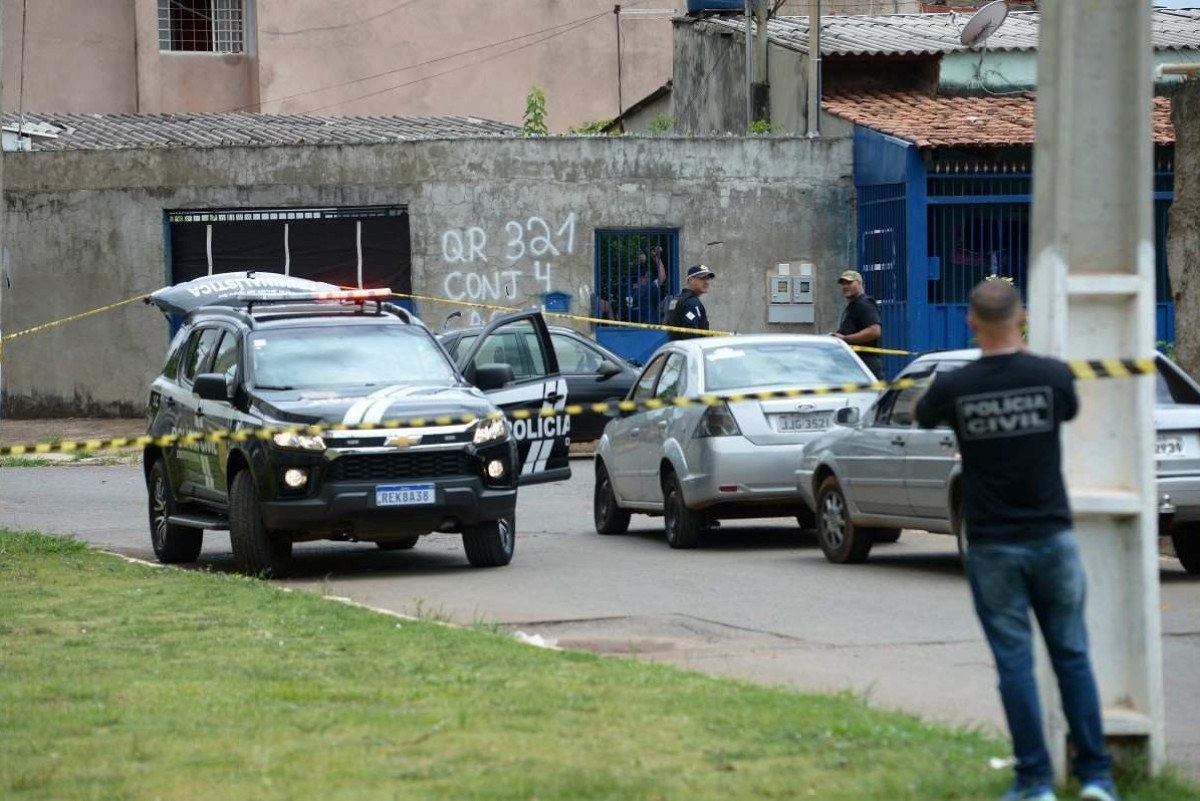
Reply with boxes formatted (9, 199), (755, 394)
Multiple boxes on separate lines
(327, 451), (473, 482)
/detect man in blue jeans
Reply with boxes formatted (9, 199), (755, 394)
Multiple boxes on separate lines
(916, 279), (1118, 801)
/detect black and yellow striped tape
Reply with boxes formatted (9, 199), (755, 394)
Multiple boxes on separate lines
(0, 358), (1156, 458)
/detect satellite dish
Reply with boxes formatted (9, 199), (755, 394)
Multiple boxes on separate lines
(959, 0), (1010, 47)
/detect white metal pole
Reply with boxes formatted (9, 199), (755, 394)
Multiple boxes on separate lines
(1029, 0), (1164, 781)
(744, 0), (753, 131)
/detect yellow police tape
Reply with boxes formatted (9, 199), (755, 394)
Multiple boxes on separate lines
(0, 358), (1157, 457)
(0, 294), (150, 365)
(384, 290), (915, 357)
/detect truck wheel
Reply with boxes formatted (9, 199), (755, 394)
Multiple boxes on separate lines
(816, 475), (872, 564)
(594, 461), (631, 535)
(377, 534), (420, 551)
(663, 471), (704, 549)
(1171, 524), (1200, 574)
(463, 514), (515, 567)
(147, 460), (203, 564)
(229, 469), (292, 577)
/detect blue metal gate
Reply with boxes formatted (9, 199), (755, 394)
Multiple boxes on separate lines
(593, 228), (680, 365)
(853, 127), (1175, 376)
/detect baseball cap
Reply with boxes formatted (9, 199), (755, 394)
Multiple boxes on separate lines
(687, 264), (716, 280)
(838, 270), (864, 284)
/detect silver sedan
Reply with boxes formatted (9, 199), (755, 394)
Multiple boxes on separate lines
(594, 335), (879, 548)
(797, 349), (1200, 573)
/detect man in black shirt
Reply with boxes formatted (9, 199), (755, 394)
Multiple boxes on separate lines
(833, 270), (884, 378)
(916, 280), (1117, 801)
(666, 264), (714, 341)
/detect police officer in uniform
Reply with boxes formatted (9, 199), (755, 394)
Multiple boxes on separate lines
(833, 269), (884, 378)
(666, 264), (715, 340)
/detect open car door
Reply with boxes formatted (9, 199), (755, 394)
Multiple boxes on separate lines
(457, 311), (571, 485)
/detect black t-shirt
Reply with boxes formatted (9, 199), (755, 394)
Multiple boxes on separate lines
(838, 294), (883, 377)
(916, 351), (1079, 543)
(667, 290), (709, 341)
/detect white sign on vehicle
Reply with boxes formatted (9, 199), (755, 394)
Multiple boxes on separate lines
(1156, 434), (1189, 459)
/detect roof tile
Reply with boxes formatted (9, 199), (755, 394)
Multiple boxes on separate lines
(821, 90), (1175, 148)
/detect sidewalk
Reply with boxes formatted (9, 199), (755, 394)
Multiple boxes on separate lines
(0, 418), (145, 448)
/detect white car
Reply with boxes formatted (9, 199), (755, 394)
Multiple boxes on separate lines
(594, 335), (879, 548)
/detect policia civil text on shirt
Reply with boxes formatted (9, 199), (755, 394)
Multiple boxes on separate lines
(664, 264), (715, 341)
(833, 270), (884, 378)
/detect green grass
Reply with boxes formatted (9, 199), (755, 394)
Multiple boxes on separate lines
(0, 530), (1195, 801)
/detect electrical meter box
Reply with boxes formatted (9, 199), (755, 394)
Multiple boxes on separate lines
(767, 262), (815, 324)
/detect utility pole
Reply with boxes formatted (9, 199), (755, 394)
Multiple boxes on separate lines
(0, 0), (6, 413)
(743, 0), (753, 132)
(806, 0), (821, 137)
(614, 5), (624, 133)
(1029, 0), (1163, 782)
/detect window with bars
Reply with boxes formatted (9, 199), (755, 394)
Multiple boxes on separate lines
(158, 0), (246, 54)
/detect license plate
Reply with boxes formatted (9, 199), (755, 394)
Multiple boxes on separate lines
(375, 484), (435, 506)
(1156, 434), (1187, 459)
(774, 412), (831, 432)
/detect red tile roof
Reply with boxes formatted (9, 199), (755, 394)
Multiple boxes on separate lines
(821, 90), (1175, 149)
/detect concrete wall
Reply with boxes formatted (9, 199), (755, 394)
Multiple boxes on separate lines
(1, 0), (139, 113)
(1, 136), (854, 416)
(1169, 82), (1200, 382)
(619, 93), (673, 135)
(673, 21), (747, 135)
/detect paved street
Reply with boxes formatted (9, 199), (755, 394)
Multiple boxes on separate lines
(3, 462), (1199, 777)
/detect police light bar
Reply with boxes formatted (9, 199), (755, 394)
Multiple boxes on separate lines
(236, 288), (392, 304)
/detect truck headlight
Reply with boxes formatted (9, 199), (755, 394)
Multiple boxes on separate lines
(473, 417), (508, 445)
(272, 431), (326, 451)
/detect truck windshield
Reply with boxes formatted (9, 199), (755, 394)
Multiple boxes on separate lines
(250, 325), (457, 390)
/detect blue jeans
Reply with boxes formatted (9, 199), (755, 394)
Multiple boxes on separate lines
(967, 530), (1113, 787)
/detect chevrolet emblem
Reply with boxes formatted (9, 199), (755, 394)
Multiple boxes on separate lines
(385, 434), (421, 448)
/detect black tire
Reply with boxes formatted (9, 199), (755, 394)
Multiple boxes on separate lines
(1171, 524), (1200, 574)
(377, 534), (420, 551)
(229, 469), (292, 577)
(594, 461), (631, 536)
(147, 459), (203, 564)
(816, 475), (873, 564)
(871, 528), (902, 544)
(663, 471), (704, 549)
(463, 514), (516, 567)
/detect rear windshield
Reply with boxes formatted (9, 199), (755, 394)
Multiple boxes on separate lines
(1156, 359), (1200, 405)
(249, 325), (457, 390)
(702, 342), (871, 392)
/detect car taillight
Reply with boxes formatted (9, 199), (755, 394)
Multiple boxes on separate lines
(697, 402), (741, 437)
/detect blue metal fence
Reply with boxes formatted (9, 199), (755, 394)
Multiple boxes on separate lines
(593, 228), (680, 365)
(856, 184), (909, 377)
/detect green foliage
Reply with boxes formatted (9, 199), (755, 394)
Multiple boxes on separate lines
(648, 115), (675, 135)
(1158, 340), (1177, 361)
(749, 119), (779, 135)
(522, 85), (549, 136)
(568, 118), (613, 135)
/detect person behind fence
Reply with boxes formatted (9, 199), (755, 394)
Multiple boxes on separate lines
(663, 264), (714, 340)
(914, 279), (1118, 801)
(625, 245), (667, 324)
(832, 269), (884, 379)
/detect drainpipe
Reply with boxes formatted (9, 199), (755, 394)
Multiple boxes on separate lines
(744, 0), (753, 132)
(806, 0), (821, 138)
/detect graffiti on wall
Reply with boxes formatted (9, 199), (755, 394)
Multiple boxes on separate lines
(440, 213), (577, 325)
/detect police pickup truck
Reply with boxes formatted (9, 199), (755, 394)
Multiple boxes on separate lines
(143, 272), (570, 577)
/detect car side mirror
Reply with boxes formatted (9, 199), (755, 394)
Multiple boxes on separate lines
(474, 363), (515, 392)
(597, 359), (623, 379)
(834, 407), (860, 426)
(194, 373), (231, 402)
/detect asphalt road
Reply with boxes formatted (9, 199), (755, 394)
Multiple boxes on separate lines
(4, 463), (1199, 777)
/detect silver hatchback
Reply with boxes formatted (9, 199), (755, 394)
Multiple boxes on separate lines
(797, 349), (1200, 572)
(594, 335), (878, 548)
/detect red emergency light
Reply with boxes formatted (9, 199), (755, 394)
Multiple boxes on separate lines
(236, 288), (392, 305)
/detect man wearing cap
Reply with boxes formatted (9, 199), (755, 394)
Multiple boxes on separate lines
(834, 270), (884, 378)
(665, 264), (715, 340)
